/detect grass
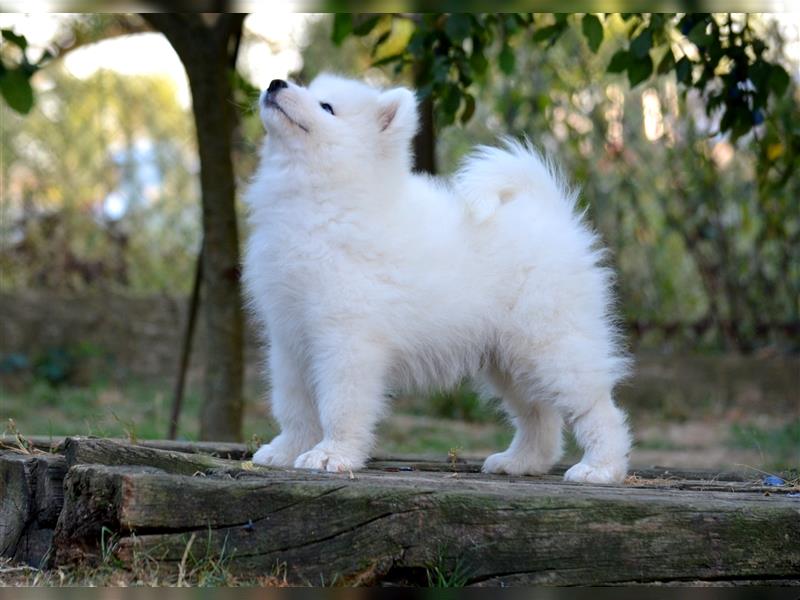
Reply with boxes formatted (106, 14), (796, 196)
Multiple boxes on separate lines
(0, 526), (474, 588)
(0, 528), (289, 587)
(2, 374), (797, 467)
(1, 376), (514, 458)
(728, 418), (800, 471)
(426, 555), (470, 587)
(2, 377), (197, 442)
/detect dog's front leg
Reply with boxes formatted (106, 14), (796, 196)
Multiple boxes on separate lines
(294, 337), (388, 473)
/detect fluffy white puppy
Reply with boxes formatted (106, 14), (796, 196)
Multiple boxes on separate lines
(243, 74), (632, 484)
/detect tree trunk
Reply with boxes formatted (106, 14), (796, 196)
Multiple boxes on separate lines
(142, 14), (245, 442)
(413, 92), (436, 174)
(188, 47), (244, 443)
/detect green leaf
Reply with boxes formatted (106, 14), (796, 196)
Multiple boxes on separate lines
(627, 55), (653, 87)
(657, 49), (675, 74)
(581, 14), (603, 53)
(438, 83), (461, 127)
(442, 82), (461, 116)
(532, 24), (564, 43)
(331, 14), (353, 45)
(353, 15), (380, 36)
(630, 28), (652, 59)
(432, 55), (450, 84)
(370, 53), (405, 68)
(749, 59), (769, 90)
(769, 64), (790, 97)
(416, 82), (433, 100)
(407, 30), (425, 55)
(444, 14), (472, 44)
(469, 47), (488, 75)
(0, 68), (34, 114)
(675, 56), (692, 85)
(607, 50), (630, 73)
(504, 14), (519, 35)
(726, 105), (753, 140)
(2, 29), (28, 50)
(371, 29), (391, 55)
(499, 42), (515, 75)
(687, 20), (711, 48)
(460, 92), (476, 124)
(536, 94), (551, 111)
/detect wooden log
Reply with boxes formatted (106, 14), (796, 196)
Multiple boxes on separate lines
(59, 437), (770, 487)
(52, 458), (800, 585)
(34, 456), (66, 529)
(63, 437), (239, 476)
(6, 435), (766, 482)
(66, 437), (791, 498)
(5, 436), (796, 584)
(1, 434), (250, 460)
(0, 453), (35, 559)
(0, 451), (67, 566)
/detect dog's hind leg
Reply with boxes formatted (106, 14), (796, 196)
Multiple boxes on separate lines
(530, 334), (631, 484)
(561, 393), (630, 484)
(479, 367), (564, 476)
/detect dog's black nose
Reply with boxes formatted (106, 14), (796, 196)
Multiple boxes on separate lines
(267, 79), (288, 94)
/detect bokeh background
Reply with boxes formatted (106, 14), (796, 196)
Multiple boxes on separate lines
(1, 12), (798, 474)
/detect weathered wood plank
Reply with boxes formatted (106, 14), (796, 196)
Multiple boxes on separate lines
(5, 435), (773, 482)
(63, 437), (238, 476)
(35, 454), (67, 529)
(52, 460), (800, 585)
(60, 437), (780, 487)
(0, 451), (67, 566)
(1, 434), (250, 460)
(3, 436), (795, 584)
(51, 464), (167, 565)
(58, 438), (793, 499)
(0, 453), (36, 559)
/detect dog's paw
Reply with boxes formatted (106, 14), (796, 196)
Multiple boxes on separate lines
(294, 445), (363, 473)
(481, 451), (551, 476)
(252, 435), (308, 467)
(563, 461), (626, 484)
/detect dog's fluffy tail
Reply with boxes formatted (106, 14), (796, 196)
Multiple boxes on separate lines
(454, 137), (579, 223)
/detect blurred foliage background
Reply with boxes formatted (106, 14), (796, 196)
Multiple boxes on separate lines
(1, 13), (798, 471)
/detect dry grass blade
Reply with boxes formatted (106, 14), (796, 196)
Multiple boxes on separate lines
(177, 532), (197, 587)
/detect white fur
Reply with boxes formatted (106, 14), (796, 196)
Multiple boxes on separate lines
(243, 73), (632, 484)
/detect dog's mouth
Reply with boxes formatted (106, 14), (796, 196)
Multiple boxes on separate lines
(263, 97), (309, 133)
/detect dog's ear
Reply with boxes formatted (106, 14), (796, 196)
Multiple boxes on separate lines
(377, 87), (419, 142)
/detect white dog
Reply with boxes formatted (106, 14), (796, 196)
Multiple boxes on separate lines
(243, 74), (632, 484)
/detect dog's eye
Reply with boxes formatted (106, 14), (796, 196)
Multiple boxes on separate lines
(320, 102), (334, 115)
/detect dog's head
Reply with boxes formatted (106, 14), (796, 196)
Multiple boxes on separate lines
(259, 73), (418, 171)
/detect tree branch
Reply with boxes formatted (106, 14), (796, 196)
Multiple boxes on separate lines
(214, 13), (247, 58)
(140, 14), (206, 62)
(47, 14), (153, 63)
